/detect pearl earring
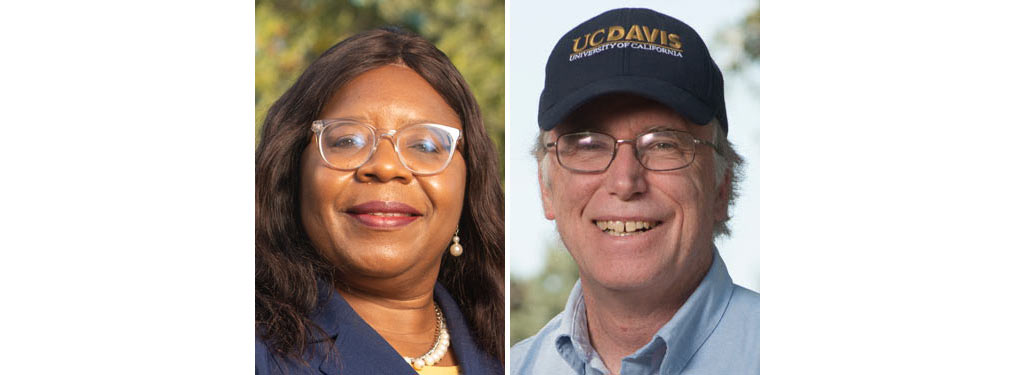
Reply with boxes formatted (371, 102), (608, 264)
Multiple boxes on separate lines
(449, 228), (463, 257)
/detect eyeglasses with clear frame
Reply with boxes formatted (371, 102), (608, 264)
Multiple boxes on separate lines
(544, 129), (721, 173)
(311, 119), (462, 175)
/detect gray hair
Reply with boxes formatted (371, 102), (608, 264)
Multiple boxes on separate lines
(532, 118), (745, 239)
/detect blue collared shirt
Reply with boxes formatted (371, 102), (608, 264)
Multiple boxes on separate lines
(511, 249), (759, 374)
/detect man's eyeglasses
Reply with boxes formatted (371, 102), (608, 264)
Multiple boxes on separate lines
(545, 130), (720, 173)
(311, 119), (462, 175)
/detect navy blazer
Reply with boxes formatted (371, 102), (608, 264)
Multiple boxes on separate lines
(256, 283), (503, 374)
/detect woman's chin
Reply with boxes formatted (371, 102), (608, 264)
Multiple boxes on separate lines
(331, 247), (436, 281)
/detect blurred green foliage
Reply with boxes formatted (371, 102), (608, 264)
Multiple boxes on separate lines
(509, 243), (579, 345)
(255, 0), (505, 180)
(721, 7), (760, 73)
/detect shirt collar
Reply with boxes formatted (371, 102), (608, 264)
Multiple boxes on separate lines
(553, 277), (600, 373)
(552, 247), (735, 374)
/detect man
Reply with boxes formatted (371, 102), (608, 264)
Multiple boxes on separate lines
(511, 8), (759, 375)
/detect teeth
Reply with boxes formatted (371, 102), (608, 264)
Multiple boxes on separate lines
(594, 220), (656, 236)
(367, 212), (411, 217)
(610, 221), (622, 232)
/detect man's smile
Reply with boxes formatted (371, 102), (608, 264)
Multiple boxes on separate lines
(593, 219), (661, 236)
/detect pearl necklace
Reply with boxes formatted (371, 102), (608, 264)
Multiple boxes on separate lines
(402, 304), (450, 370)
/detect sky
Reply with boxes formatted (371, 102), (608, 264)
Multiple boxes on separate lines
(507, 0), (761, 292)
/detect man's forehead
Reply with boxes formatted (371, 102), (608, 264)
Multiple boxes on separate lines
(555, 93), (699, 135)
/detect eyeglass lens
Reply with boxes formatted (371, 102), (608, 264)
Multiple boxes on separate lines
(319, 122), (458, 174)
(556, 131), (696, 172)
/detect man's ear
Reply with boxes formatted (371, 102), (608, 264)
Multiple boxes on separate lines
(538, 160), (556, 220)
(713, 168), (732, 223)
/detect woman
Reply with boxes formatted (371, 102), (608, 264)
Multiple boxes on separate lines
(255, 27), (504, 374)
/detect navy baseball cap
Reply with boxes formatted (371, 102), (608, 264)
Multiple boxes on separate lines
(538, 8), (728, 134)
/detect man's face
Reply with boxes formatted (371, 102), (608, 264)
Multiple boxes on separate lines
(539, 94), (728, 292)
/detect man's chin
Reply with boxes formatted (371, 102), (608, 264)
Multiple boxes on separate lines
(580, 266), (666, 292)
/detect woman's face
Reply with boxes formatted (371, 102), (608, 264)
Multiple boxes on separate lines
(299, 64), (466, 285)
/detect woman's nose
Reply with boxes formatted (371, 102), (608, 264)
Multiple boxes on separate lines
(355, 139), (413, 183)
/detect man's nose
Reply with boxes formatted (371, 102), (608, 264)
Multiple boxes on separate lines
(604, 143), (647, 200)
(355, 139), (413, 184)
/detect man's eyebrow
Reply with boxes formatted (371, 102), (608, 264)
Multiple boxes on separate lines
(644, 125), (680, 133)
(555, 121), (597, 134)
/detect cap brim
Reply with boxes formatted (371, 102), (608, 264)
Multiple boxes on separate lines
(538, 76), (714, 130)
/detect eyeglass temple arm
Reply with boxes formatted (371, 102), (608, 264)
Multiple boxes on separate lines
(697, 139), (722, 155)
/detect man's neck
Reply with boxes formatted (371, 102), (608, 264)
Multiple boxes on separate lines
(581, 249), (713, 374)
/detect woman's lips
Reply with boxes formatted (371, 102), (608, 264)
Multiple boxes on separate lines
(346, 201), (422, 228)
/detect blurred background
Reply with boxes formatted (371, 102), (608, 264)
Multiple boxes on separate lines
(509, 0), (760, 345)
(255, 0), (505, 178)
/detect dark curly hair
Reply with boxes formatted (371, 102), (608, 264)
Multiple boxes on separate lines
(255, 27), (504, 363)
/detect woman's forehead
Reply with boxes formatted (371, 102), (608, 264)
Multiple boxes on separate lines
(319, 65), (462, 130)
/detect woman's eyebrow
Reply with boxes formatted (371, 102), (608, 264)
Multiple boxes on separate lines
(321, 116), (453, 127)
(401, 117), (449, 126)
(321, 115), (370, 122)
